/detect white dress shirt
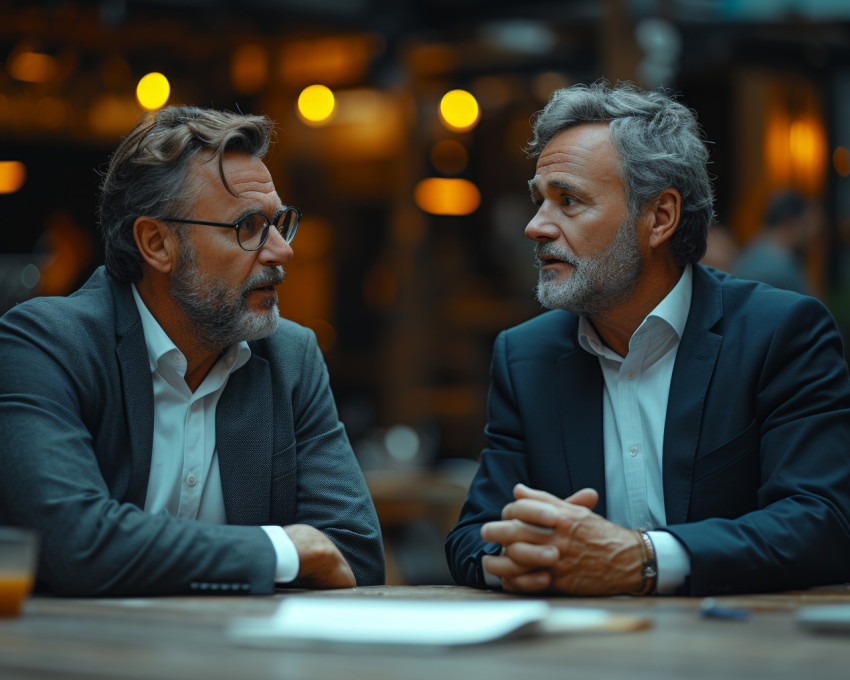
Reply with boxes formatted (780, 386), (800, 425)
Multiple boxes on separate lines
(483, 266), (693, 593)
(131, 285), (298, 584)
(577, 265), (693, 593)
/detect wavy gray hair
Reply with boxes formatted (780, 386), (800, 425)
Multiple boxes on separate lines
(527, 82), (714, 265)
(99, 106), (274, 283)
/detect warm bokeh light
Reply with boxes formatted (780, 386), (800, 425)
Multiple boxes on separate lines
(430, 139), (469, 175)
(136, 72), (171, 110)
(764, 109), (827, 197)
(230, 43), (269, 93)
(414, 178), (481, 216)
(439, 89), (480, 132)
(405, 44), (458, 78)
(832, 146), (850, 177)
(0, 161), (26, 194)
(8, 50), (56, 83)
(90, 95), (142, 137)
(280, 35), (381, 87)
(789, 119), (820, 170)
(297, 84), (335, 126)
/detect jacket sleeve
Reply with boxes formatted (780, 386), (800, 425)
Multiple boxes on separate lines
(445, 331), (532, 587)
(666, 295), (850, 595)
(285, 329), (385, 586)
(0, 301), (278, 596)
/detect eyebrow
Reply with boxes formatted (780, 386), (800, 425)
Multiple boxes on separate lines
(528, 178), (584, 199)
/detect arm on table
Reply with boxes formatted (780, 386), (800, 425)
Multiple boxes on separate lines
(284, 330), (385, 587)
(666, 295), (850, 594)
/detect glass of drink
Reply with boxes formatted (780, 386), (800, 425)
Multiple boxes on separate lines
(0, 527), (39, 617)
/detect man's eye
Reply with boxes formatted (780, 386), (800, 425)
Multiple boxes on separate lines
(238, 214), (265, 236)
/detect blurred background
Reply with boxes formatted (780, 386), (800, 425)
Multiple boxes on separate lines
(2, 0), (850, 584)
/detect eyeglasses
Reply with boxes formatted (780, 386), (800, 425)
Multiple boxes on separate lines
(162, 206), (301, 251)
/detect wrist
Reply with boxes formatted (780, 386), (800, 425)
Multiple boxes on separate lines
(634, 530), (658, 596)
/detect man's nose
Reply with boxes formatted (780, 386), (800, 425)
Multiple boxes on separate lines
(257, 226), (294, 266)
(524, 208), (561, 242)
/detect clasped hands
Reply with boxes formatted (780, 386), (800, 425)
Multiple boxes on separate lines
(480, 484), (644, 595)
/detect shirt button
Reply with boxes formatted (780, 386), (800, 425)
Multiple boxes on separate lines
(186, 474), (197, 487)
(625, 371), (635, 380)
(629, 446), (638, 457)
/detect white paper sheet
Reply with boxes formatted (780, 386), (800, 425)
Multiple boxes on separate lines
(228, 597), (635, 648)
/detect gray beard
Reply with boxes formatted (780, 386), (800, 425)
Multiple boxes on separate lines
(169, 244), (284, 351)
(534, 218), (642, 317)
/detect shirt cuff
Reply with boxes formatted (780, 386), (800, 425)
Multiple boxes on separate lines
(481, 546), (504, 588)
(261, 525), (300, 583)
(648, 530), (691, 594)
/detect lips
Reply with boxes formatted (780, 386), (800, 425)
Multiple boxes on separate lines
(535, 245), (575, 269)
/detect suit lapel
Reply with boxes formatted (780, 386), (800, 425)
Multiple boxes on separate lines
(662, 266), (723, 525)
(556, 346), (607, 517)
(216, 354), (273, 525)
(112, 280), (155, 508)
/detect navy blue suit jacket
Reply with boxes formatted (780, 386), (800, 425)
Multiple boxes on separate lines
(446, 266), (850, 595)
(0, 267), (384, 595)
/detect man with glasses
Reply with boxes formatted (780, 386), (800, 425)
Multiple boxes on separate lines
(0, 106), (384, 595)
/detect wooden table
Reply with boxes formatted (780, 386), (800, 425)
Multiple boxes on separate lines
(2, 585), (850, 680)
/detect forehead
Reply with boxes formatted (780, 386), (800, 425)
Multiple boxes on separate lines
(187, 151), (276, 203)
(532, 123), (623, 192)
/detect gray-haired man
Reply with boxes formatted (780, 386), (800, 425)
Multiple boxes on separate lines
(447, 82), (850, 596)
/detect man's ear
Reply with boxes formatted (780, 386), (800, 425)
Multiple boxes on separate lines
(646, 188), (682, 250)
(133, 217), (177, 274)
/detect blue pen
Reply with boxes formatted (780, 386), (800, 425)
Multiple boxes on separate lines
(700, 598), (750, 621)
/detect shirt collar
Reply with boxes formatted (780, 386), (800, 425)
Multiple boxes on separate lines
(578, 263), (693, 359)
(643, 262), (693, 339)
(130, 283), (251, 377)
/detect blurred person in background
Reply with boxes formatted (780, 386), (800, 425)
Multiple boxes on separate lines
(0, 106), (384, 596)
(732, 190), (822, 295)
(446, 82), (850, 596)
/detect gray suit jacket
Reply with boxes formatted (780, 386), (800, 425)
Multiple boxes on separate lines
(0, 267), (384, 595)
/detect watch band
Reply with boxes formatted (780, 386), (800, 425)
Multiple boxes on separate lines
(635, 530), (658, 596)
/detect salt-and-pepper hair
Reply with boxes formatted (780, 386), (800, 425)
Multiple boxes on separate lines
(99, 106), (274, 283)
(527, 82), (714, 265)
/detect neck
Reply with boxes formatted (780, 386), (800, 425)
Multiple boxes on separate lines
(135, 273), (223, 392)
(589, 261), (685, 357)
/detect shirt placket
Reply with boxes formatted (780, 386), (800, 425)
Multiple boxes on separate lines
(620, 340), (649, 530)
(176, 396), (204, 519)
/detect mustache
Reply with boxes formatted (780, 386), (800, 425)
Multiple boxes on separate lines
(240, 267), (285, 297)
(533, 243), (579, 269)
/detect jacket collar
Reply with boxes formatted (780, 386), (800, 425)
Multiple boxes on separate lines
(555, 265), (725, 522)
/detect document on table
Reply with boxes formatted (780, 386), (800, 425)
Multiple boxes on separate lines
(228, 597), (651, 649)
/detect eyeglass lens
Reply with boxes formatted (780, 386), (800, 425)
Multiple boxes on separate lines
(236, 209), (298, 250)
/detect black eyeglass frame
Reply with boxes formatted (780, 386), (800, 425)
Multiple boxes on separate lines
(162, 206), (301, 251)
